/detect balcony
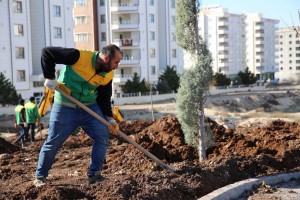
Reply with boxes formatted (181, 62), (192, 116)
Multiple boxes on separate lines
(113, 74), (134, 83)
(111, 20), (139, 29)
(120, 56), (140, 65)
(111, 1), (139, 12)
(112, 38), (140, 47)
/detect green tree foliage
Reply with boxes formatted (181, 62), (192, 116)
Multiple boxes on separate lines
(176, 47), (213, 148)
(156, 66), (180, 93)
(0, 72), (22, 106)
(175, 0), (213, 161)
(237, 67), (256, 85)
(212, 71), (231, 86)
(156, 80), (171, 93)
(175, 0), (200, 52)
(121, 72), (148, 93)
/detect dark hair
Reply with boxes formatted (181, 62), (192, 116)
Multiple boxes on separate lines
(19, 99), (25, 105)
(30, 96), (35, 101)
(101, 44), (122, 60)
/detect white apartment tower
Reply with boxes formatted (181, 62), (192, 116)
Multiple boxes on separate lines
(275, 27), (300, 83)
(245, 13), (278, 81)
(198, 7), (246, 78)
(198, 6), (278, 81)
(0, 0), (74, 100)
(96, 0), (183, 96)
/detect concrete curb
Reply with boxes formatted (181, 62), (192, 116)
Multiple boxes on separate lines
(199, 171), (300, 200)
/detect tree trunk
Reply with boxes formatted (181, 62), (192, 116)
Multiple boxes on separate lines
(198, 101), (206, 161)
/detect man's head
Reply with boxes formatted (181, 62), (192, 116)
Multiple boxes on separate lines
(30, 96), (35, 102)
(19, 99), (24, 105)
(97, 44), (122, 72)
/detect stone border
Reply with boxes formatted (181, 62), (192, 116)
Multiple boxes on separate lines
(199, 171), (300, 200)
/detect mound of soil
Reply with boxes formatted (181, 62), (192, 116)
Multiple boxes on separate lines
(0, 115), (299, 199)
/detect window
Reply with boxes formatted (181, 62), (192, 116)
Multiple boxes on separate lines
(172, 49), (177, 58)
(296, 66), (300, 70)
(13, 1), (22, 13)
(171, 16), (175, 25)
(16, 70), (25, 82)
(100, 0), (105, 6)
(74, 0), (86, 7)
(171, 32), (176, 41)
(16, 47), (25, 59)
(33, 81), (44, 87)
(14, 24), (23, 36)
(75, 33), (88, 42)
(150, 48), (155, 58)
(150, 31), (155, 40)
(149, 14), (155, 23)
(296, 47), (300, 51)
(149, 0), (154, 6)
(54, 27), (62, 38)
(100, 15), (106, 24)
(171, 0), (175, 8)
(53, 5), (61, 17)
(151, 66), (156, 75)
(75, 16), (87, 24)
(296, 60), (300, 64)
(101, 32), (106, 41)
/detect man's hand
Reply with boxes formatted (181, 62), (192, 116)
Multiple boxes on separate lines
(36, 120), (40, 126)
(24, 122), (28, 128)
(107, 118), (119, 136)
(44, 79), (57, 90)
(14, 123), (18, 128)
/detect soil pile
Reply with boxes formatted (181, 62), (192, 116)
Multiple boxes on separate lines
(0, 115), (299, 199)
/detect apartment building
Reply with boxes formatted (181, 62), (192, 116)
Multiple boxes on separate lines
(275, 27), (300, 83)
(198, 6), (278, 81)
(198, 7), (246, 78)
(0, 0), (74, 100)
(73, 0), (184, 96)
(245, 13), (278, 81)
(73, 0), (99, 50)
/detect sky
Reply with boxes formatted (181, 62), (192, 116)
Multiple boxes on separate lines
(200, 0), (299, 28)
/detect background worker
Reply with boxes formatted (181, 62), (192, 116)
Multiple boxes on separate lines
(14, 99), (28, 146)
(25, 96), (41, 142)
(34, 44), (122, 187)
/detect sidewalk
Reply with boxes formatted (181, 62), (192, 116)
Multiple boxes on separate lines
(199, 171), (300, 200)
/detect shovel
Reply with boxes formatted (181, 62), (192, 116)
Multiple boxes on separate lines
(55, 87), (175, 173)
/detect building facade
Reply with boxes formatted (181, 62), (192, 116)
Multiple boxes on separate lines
(198, 6), (279, 81)
(73, 0), (184, 96)
(0, 0), (74, 100)
(275, 26), (300, 83)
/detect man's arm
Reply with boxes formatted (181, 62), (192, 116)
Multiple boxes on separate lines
(96, 81), (113, 118)
(41, 47), (80, 79)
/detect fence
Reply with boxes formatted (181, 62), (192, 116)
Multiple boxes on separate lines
(2, 84), (298, 115)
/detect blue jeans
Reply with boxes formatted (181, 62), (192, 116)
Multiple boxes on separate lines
(15, 124), (27, 143)
(26, 123), (36, 141)
(35, 102), (109, 178)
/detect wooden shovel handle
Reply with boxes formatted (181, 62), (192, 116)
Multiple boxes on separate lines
(55, 87), (175, 173)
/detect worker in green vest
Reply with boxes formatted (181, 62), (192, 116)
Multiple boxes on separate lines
(14, 99), (28, 146)
(25, 96), (41, 142)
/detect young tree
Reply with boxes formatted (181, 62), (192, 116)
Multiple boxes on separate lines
(175, 0), (213, 161)
(213, 71), (231, 86)
(121, 72), (148, 93)
(0, 72), (22, 106)
(157, 65), (180, 93)
(237, 67), (256, 85)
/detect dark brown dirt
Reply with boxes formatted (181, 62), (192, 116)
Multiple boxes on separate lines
(0, 115), (299, 200)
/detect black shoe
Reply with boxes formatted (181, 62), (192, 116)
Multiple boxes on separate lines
(88, 172), (108, 184)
